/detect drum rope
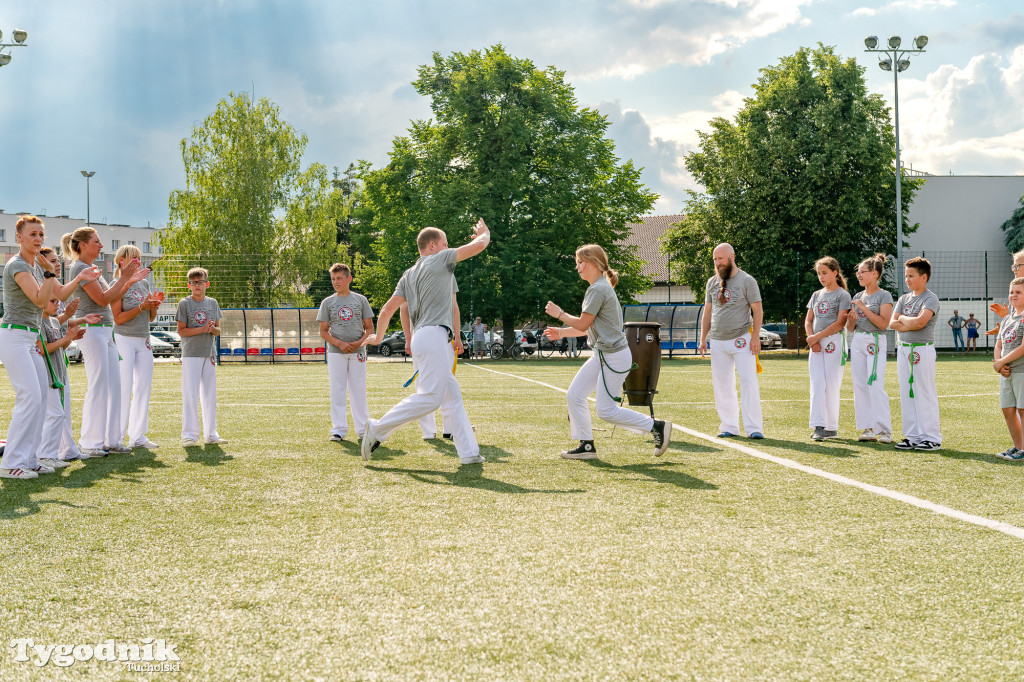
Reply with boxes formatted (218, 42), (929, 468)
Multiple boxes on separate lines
(597, 349), (638, 403)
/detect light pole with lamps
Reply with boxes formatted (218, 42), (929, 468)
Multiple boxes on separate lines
(864, 34), (928, 293)
(81, 170), (95, 226)
(0, 28), (29, 69)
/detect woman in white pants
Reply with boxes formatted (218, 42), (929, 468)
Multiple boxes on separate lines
(805, 256), (852, 441)
(544, 244), (672, 460)
(112, 245), (161, 449)
(61, 227), (148, 456)
(847, 254), (894, 443)
(0, 216), (100, 479)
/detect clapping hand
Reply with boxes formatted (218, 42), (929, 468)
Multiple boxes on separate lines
(81, 266), (102, 282)
(82, 313), (103, 324)
(64, 297), (81, 317)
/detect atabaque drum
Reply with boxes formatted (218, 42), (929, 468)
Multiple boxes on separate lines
(623, 322), (661, 407)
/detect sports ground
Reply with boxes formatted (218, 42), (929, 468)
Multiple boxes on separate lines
(1, 352), (1022, 680)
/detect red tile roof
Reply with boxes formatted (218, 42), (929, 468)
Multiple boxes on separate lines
(620, 214), (684, 283)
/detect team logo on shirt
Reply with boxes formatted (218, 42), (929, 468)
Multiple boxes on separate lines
(337, 306), (355, 322)
(358, 348), (366, 362)
(734, 337), (746, 349)
(816, 300), (831, 315)
(721, 288), (731, 303)
(856, 306), (867, 318)
(145, 338), (152, 351)
(128, 288), (146, 303)
(911, 351), (921, 365)
(1003, 326), (1018, 344)
(867, 343), (877, 356)
(824, 341), (836, 354)
(193, 310), (209, 325)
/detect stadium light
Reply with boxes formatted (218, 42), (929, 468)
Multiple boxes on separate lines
(0, 28), (30, 70)
(81, 171), (96, 226)
(864, 33), (930, 294)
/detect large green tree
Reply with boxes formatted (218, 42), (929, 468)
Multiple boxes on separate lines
(160, 92), (340, 307)
(662, 45), (923, 322)
(1001, 194), (1024, 254)
(357, 45), (657, 339)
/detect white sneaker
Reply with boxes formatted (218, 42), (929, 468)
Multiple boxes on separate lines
(31, 464), (56, 475)
(0, 467), (39, 479)
(857, 429), (877, 442)
(61, 452), (86, 461)
(106, 445), (132, 454)
(361, 421), (379, 462)
(182, 439), (199, 447)
(459, 455), (485, 465)
(329, 434), (344, 443)
(876, 432), (894, 444)
(39, 458), (71, 469)
(83, 448), (107, 458)
(205, 437), (228, 445)
(422, 433), (436, 440)
(131, 439), (160, 449)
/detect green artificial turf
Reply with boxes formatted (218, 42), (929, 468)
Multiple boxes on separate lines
(1, 352), (1022, 680)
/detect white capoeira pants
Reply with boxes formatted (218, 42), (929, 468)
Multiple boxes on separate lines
(41, 383), (75, 460)
(181, 356), (219, 442)
(327, 350), (369, 439)
(709, 332), (763, 436)
(115, 334), (154, 446)
(78, 325), (123, 450)
(373, 326), (477, 458)
(808, 332), (846, 430)
(58, 375), (82, 460)
(567, 346), (654, 440)
(413, 352), (454, 437)
(850, 332), (891, 435)
(0, 328), (47, 471)
(896, 342), (941, 445)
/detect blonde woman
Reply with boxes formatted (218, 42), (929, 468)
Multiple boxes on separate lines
(544, 244), (671, 459)
(112, 244), (162, 449)
(61, 227), (149, 456)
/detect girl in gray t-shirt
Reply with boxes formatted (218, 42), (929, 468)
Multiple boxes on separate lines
(805, 256), (852, 439)
(543, 244), (671, 459)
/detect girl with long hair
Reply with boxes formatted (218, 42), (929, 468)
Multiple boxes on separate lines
(805, 256), (852, 441)
(846, 254), (894, 443)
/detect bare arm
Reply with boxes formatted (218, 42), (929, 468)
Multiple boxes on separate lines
(749, 301), (763, 354)
(892, 309), (935, 332)
(13, 270), (57, 310)
(455, 219), (491, 262)
(698, 302), (712, 357)
(366, 295), (405, 346)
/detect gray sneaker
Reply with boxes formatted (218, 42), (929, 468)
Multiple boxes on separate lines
(822, 430), (839, 440)
(811, 426), (825, 441)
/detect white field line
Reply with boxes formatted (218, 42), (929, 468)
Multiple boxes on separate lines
(467, 364), (1024, 541)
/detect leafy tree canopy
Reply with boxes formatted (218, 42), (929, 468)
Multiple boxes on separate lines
(662, 45), (923, 321)
(357, 45), (657, 338)
(1001, 194), (1024, 254)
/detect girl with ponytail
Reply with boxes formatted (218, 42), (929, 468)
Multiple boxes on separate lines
(847, 254), (894, 443)
(805, 256), (852, 441)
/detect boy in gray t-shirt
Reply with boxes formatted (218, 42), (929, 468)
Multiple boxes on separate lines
(994, 278), (1024, 459)
(176, 268), (225, 446)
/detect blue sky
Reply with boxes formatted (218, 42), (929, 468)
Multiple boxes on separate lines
(1, 0), (1022, 227)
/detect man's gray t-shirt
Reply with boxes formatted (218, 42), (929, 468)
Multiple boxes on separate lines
(852, 289), (894, 333)
(317, 292), (373, 353)
(473, 323), (486, 342)
(42, 317), (69, 384)
(705, 269), (762, 341)
(395, 248), (457, 332)
(949, 314), (965, 330)
(69, 260), (113, 324)
(999, 311), (1024, 370)
(582, 277), (627, 353)
(176, 296), (222, 358)
(115, 281), (152, 338)
(893, 290), (941, 344)
(2, 255), (44, 328)
(807, 287), (853, 334)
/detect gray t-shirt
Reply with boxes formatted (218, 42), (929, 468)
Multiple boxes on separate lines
(999, 311), (1024, 370)
(42, 316), (69, 384)
(582, 277), (627, 353)
(949, 314), (965, 330)
(705, 269), (762, 341)
(2, 254), (45, 328)
(394, 249), (457, 332)
(893, 290), (941, 344)
(807, 287), (853, 334)
(852, 289), (894, 333)
(176, 296), (222, 358)
(317, 292), (373, 353)
(473, 322), (486, 342)
(69, 260), (113, 324)
(114, 280), (152, 339)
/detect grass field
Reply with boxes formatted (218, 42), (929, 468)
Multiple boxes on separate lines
(2, 351), (1023, 680)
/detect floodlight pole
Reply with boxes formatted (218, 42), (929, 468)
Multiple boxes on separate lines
(864, 35), (928, 295)
(81, 170), (95, 226)
(0, 28), (30, 70)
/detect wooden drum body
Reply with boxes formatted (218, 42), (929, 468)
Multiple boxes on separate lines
(623, 322), (662, 408)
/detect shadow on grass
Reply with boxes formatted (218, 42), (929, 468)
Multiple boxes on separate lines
(184, 444), (234, 466)
(366, 465), (586, 494)
(756, 437), (860, 458)
(583, 459), (717, 490)
(425, 439), (516, 463)
(0, 449), (170, 520)
(937, 447), (1024, 465)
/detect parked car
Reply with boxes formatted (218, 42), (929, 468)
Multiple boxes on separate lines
(762, 322), (788, 338)
(759, 327), (783, 349)
(149, 334), (177, 358)
(375, 331), (407, 357)
(150, 328), (182, 350)
(66, 340), (83, 363)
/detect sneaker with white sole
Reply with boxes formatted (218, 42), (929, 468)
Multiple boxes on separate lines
(83, 448), (107, 458)
(857, 429), (877, 442)
(361, 421), (379, 461)
(561, 441), (598, 460)
(913, 440), (941, 451)
(31, 464), (56, 475)
(106, 445), (132, 455)
(652, 419), (672, 457)
(811, 426), (825, 441)
(876, 432), (894, 444)
(996, 447), (1020, 460)
(39, 458), (71, 469)
(182, 439), (199, 447)
(894, 438), (915, 450)
(329, 434), (344, 443)
(205, 437), (228, 445)
(0, 467), (38, 479)
(822, 430), (839, 440)
(131, 439), (160, 449)
(459, 455), (485, 465)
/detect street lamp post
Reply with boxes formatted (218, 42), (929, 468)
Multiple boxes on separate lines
(0, 28), (29, 69)
(864, 34), (928, 294)
(81, 170), (95, 226)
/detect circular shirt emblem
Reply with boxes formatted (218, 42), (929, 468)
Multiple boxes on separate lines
(856, 306), (867, 318)
(337, 306), (355, 322)
(816, 300), (831, 315)
(824, 341), (836, 354)
(722, 288), (732, 303)
(1003, 326), (1018, 344)
(867, 343), (876, 356)
(734, 337), (747, 349)
(145, 338), (152, 351)
(911, 351), (921, 366)
(645, 333), (655, 343)
(128, 288), (146, 304)
(193, 310), (209, 326)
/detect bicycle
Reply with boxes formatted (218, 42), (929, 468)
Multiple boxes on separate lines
(489, 341), (524, 361)
(538, 335), (582, 359)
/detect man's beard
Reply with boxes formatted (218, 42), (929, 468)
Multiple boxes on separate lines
(716, 262), (733, 279)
